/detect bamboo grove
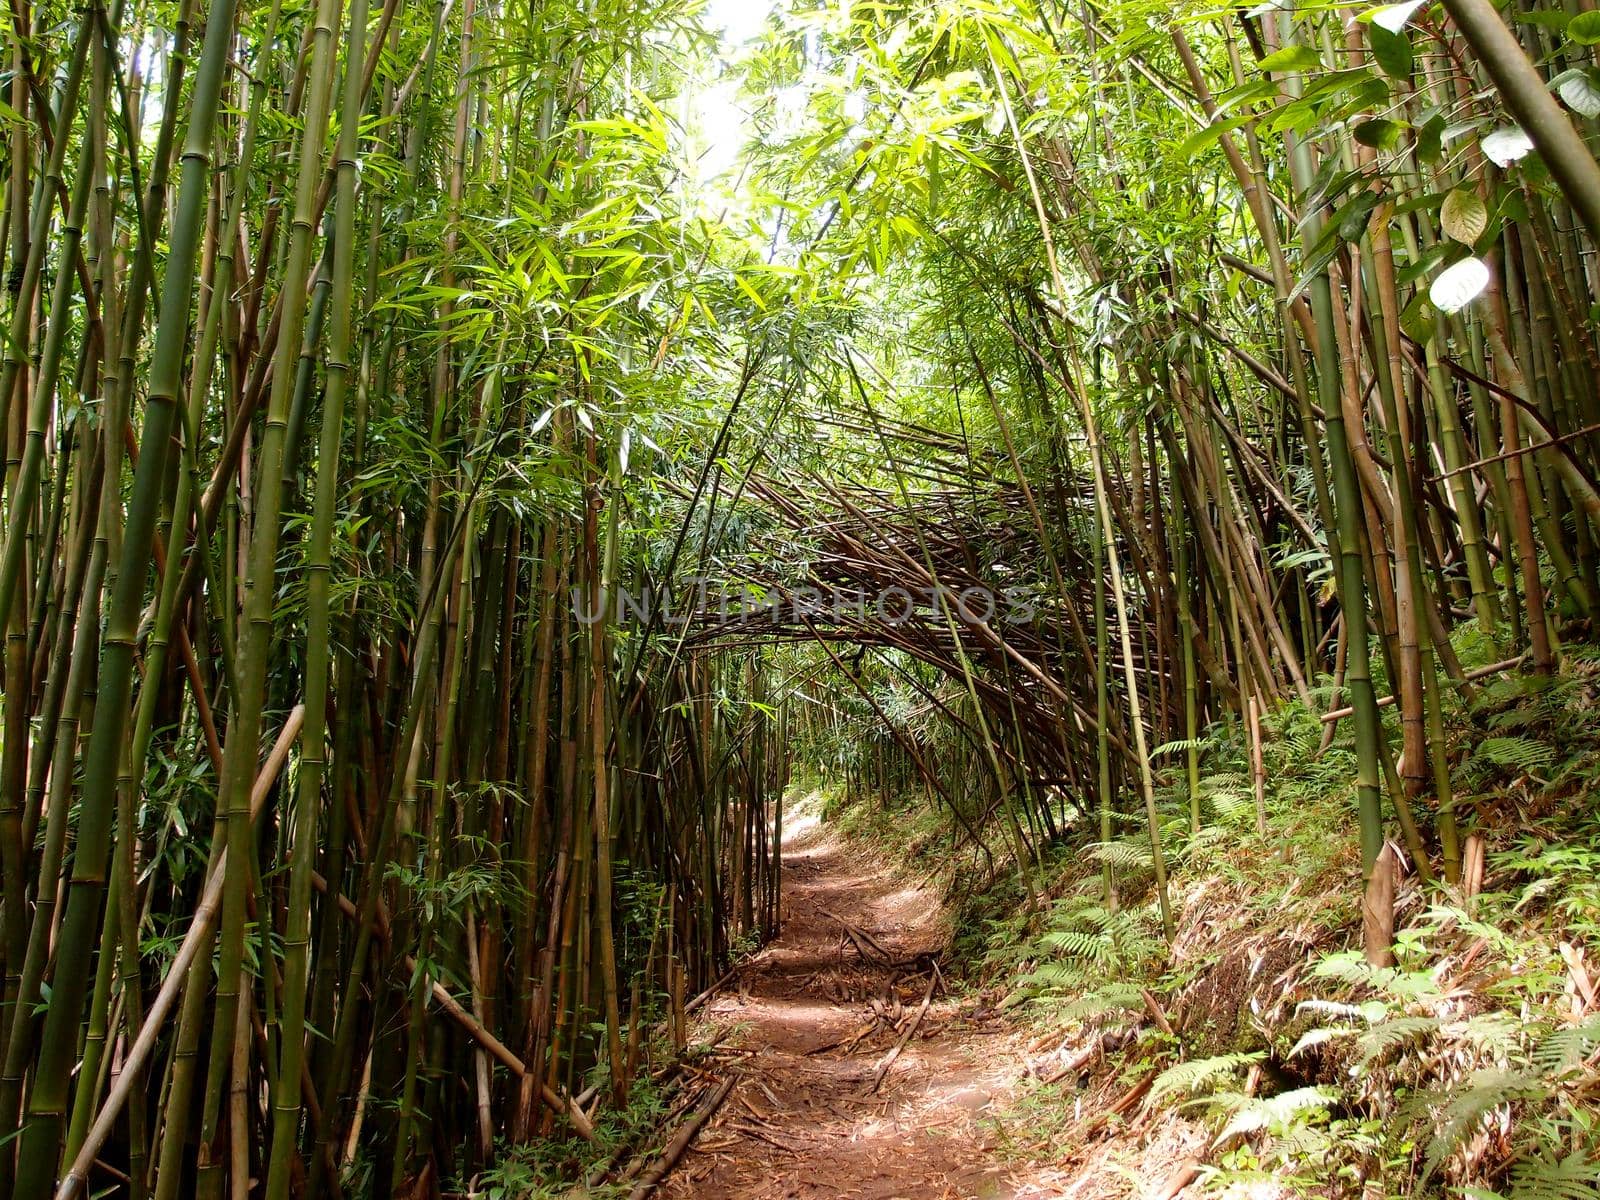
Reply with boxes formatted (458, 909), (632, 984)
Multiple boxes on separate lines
(716, 0), (1600, 936)
(0, 0), (793, 1194)
(1, 0), (1599, 1194)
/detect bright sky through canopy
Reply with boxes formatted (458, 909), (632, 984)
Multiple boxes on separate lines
(689, 0), (778, 181)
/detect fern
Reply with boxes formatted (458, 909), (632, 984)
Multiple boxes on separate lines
(1473, 736), (1555, 773)
(1086, 840), (1154, 871)
(1039, 929), (1111, 959)
(1506, 1150), (1600, 1200)
(1531, 1016), (1600, 1075)
(1209, 788), (1257, 827)
(1055, 984), (1145, 1022)
(1214, 1085), (1338, 1142)
(1474, 674), (1550, 711)
(1021, 962), (1090, 991)
(1356, 1015), (1441, 1067)
(1311, 949), (1395, 990)
(1489, 705), (1543, 732)
(1419, 1068), (1543, 1179)
(1151, 1052), (1263, 1103)
(1287, 1025), (1358, 1059)
(1296, 997), (1388, 1023)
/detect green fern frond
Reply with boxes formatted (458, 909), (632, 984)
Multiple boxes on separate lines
(1287, 1026), (1358, 1059)
(1310, 950), (1395, 990)
(1296, 997), (1388, 1023)
(1021, 962), (1092, 991)
(1151, 1052), (1263, 1103)
(1488, 706), (1543, 732)
(1086, 840), (1154, 870)
(1473, 736), (1555, 772)
(1208, 788), (1256, 826)
(1506, 1150), (1600, 1200)
(1039, 929), (1111, 959)
(1531, 1016), (1600, 1075)
(1458, 1011), (1524, 1051)
(1474, 674), (1549, 711)
(1215, 1085), (1338, 1142)
(1421, 1068), (1542, 1179)
(1356, 1015), (1440, 1067)
(1055, 984), (1146, 1021)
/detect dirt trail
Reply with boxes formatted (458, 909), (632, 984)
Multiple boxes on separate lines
(662, 810), (1038, 1200)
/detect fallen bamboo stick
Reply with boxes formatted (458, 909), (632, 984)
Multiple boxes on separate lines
(1320, 656), (1524, 722)
(864, 968), (937, 1095)
(628, 1075), (737, 1199)
(55, 707), (306, 1200)
(415, 966), (595, 1140)
(1150, 1156), (1203, 1200)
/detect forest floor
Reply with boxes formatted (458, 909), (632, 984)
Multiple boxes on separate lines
(661, 808), (1069, 1200)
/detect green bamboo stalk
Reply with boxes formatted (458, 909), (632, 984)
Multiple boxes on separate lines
(10, 0), (240, 1185)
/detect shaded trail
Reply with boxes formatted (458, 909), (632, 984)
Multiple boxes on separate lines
(663, 811), (1033, 1200)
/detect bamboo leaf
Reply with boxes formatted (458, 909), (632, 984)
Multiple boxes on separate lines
(1177, 114), (1252, 161)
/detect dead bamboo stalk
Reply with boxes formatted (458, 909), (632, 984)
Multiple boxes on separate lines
(413, 959), (595, 1141)
(54, 706), (306, 1200)
(1320, 656), (1524, 723)
(627, 1075), (736, 1199)
(864, 969), (938, 1095)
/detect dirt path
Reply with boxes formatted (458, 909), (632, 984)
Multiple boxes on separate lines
(662, 811), (1037, 1200)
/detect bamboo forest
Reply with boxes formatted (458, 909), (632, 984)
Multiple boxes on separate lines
(5, 0), (1600, 1195)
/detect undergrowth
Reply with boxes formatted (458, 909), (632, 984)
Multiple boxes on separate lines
(820, 646), (1600, 1198)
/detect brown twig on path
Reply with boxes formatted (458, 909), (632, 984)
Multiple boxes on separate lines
(1076, 1069), (1158, 1140)
(821, 909), (899, 964)
(806, 1017), (879, 1056)
(1151, 1156), (1203, 1200)
(863, 969), (938, 1095)
(628, 1076), (737, 1199)
(1040, 1041), (1100, 1086)
(685, 966), (743, 1014)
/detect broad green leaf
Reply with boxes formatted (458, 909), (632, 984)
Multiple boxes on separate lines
(1353, 117), (1406, 149)
(1333, 188), (1382, 243)
(1441, 188), (1487, 244)
(1429, 257), (1491, 313)
(1415, 112), (1447, 162)
(1367, 27), (1414, 79)
(1570, 10), (1600, 44)
(1516, 9), (1570, 29)
(1400, 291), (1438, 344)
(1257, 44), (1323, 73)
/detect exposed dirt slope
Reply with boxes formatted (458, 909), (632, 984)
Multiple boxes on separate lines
(662, 812), (1039, 1199)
